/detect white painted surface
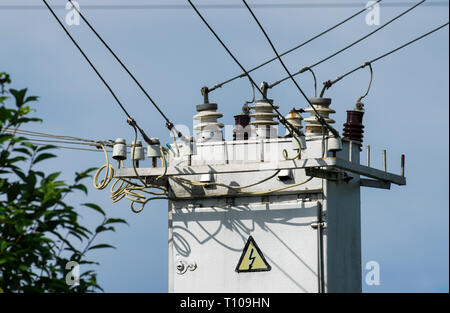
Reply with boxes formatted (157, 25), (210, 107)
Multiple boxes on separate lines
(170, 200), (319, 293)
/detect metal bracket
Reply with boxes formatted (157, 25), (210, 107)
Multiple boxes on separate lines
(310, 222), (327, 229)
(305, 167), (352, 183)
(360, 179), (391, 190)
(176, 255), (197, 275)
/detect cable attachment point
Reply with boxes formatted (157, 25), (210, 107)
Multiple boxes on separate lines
(300, 67), (318, 97)
(165, 121), (174, 131)
(201, 86), (210, 104)
(319, 80), (333, 97)
(356, 63), (373, 104)
(126, 117), (136, 127)
(127, 118), (153, 146)
(260, 81), (270, 98)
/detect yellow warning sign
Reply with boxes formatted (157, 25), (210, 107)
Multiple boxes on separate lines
(235, 236), (271, 273)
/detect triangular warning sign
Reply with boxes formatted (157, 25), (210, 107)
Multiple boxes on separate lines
(235, 236), (271, 273)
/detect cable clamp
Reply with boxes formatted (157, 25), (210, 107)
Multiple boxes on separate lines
(299, 66), (310, 73)
(323, 80), (332, 89)
(165, 121), (174, 131)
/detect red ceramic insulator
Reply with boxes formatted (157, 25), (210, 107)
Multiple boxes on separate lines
(343, 109), (365, 143)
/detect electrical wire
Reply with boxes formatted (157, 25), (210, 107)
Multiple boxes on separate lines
(270, 0), (426, 88)
(66, 0), (183, 137)
(41, 0), (153, 145)
(320, 22), (449, 94)
(93, 142), (169, 214)
(208, 0), (382, 92)
(2, 128), (100, 144)
(185, 0), (317, 141)
(239, 0), (339, 139)
(172, 174), (314, 196)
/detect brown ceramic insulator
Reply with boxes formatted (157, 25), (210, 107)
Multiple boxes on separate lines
(343, 110), (365, 143)
(233, 114), (251, 140)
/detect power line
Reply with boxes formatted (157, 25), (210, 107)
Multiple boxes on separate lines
(208, 0), (383, 92)
(1, 2), (448, 10)
(270, 0), (426, 88)
(185, 0), (305, 139)
(321, 22), (449, 94)
(66, 0), (182, 136)
(41, 0), (153, 145)
(3, 128), (97, 143)
(241, 0), (340, 137)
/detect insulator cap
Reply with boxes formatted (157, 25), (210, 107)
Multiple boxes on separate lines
(249, 99), (279, 139)
(112, 138), (127, 160)
(284, 108), (303, 137)
(147, 138), (162, 158)
(194, 102), (224, 142)
(304, 98), (335, 134)
(343, 109), (365, 143)
(131, 140), (145, 161)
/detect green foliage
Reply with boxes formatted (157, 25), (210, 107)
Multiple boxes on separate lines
(0, 73), (126, 292)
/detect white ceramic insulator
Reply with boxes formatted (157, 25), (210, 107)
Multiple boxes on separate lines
(147, 143), (162, 158)
(194, 104), (224, 142)
(249, 99), (279, 139)
(304, 98), (336, 134)
(112, 138), (127, 160)
(284, 110), (303, 137)
(327, 136), (343, 152)
(131, 140), (145, 161)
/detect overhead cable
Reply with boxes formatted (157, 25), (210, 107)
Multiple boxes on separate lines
(185, 0), (322, 138)
(270, 0), (426, 89)
(41, 0), (153, 145)
(320, 22), (449, 94)
(66, 0), (183, 137)
(208, 0), (382, 92)
(241, 0), (339, 137)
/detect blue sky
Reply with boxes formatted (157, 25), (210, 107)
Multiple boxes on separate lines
(0, 0), (448, 292)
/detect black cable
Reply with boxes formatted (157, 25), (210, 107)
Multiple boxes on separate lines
(321, 22), (449, 94)
(42, 0), (131, 120)
(270, 0), (426, 88)
(42, 0), (154, 144)
(208, 0), (382, 92)
(67, 0), (181, 135)
(241, 0), (339, 137)
(185, 0), (304, 139)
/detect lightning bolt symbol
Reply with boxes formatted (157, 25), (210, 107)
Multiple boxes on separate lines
(248, 248), (256, 269)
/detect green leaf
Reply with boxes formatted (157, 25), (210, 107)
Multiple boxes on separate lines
(82, 203), (105, 216)
(33, 153), (56, 165)
(75, 167), (98, 182)
(95, 225), (115, 233)
(104, 218), (128, 226)
(47, 172), (61, 181)
(12, 147), (33, 156)
(36, 145), (57, 153)
(9, 88), (27, 108)
(71, 184), (88, 195)
(87, 244), (115, 251)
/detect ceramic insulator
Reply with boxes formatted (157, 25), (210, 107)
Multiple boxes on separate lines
(249, 99), (279, 139)
(304, 98), (335, 134)
(284, 108), (303, 137)
(112, 138), (127, 160)
(193, 103), (224, 142)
